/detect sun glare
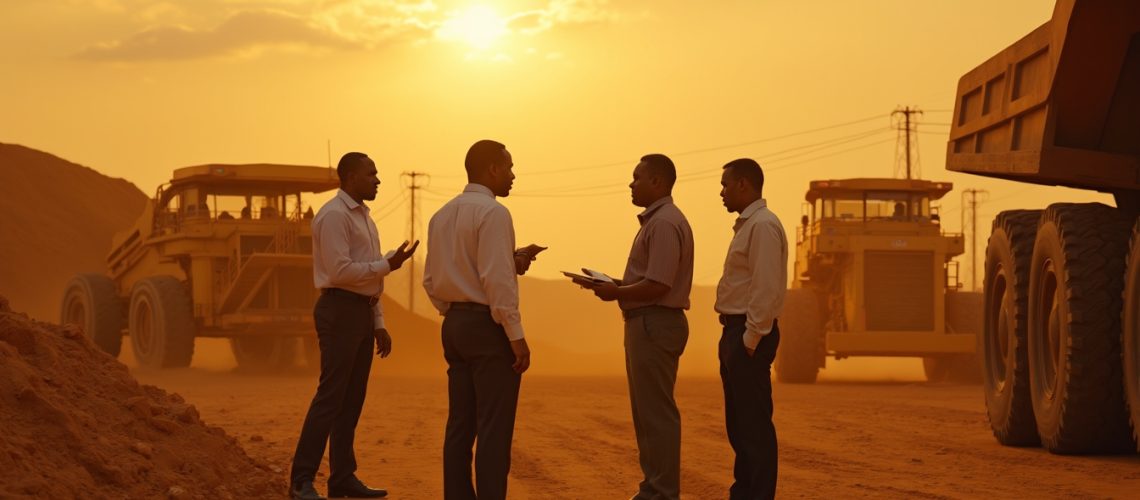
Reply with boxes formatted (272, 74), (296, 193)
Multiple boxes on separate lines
(437, 5), (508, 50)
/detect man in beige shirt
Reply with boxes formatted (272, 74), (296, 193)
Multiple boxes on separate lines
(714, 158), (787, 500)
(575, 153), (694, 500)
(423, 139), (544, 500)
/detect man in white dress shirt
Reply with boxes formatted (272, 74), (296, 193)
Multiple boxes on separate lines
(290, 152), (418, 500)
(715, 158), (788, 500)
(423, 140), (543, 500)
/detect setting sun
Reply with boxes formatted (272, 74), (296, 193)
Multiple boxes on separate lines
(436, 5), (508, 50)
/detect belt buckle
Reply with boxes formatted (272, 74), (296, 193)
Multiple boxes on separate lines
(367, 295), (379, 306)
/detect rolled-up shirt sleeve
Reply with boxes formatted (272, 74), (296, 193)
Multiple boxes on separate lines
(476, 206), (525, 340)
(743, 221), (787, 349)
(641, 221), (681, 288)
(372, 302), (386, 330)
(317, 210), (391, 285)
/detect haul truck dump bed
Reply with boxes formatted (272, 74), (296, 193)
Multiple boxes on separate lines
(946, 0), (1140, 199)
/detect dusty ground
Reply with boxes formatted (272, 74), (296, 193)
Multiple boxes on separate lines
(131, 345), (1140, 499)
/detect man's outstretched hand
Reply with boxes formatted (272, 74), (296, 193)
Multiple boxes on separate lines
(387, 240), (420, 271)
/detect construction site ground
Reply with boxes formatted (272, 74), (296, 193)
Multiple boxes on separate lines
(135, 341), (1140, 499)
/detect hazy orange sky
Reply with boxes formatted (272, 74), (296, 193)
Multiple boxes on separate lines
(1, 0), (1108, 294)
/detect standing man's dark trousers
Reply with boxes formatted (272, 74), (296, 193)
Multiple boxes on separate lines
(624, 306), (689, 500)
(719, 316), (780, 500)
(291, 293), (376, 490)
(441, 304), (522, 500)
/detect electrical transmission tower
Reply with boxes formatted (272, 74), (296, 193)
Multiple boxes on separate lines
(961, 188), (988, 291)
(892, 106), (923, 179)
(401, 171), (429, 310)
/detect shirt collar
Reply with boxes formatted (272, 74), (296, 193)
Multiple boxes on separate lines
(463, 183), (496, 198)
(637, 196), (673, 225)
(738, 198), (767, 220)
(336, 189), (367, 212)
(733, 198), (767, 231)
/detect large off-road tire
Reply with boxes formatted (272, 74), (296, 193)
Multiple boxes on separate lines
(128, 276), (195, 369)
(921, 354), (977, 383)
(1122, 217), (1140, 451)
(230, 337), (299, 372)
(922, 357), (950, 382)
(774, 288), (825, 384)
(980, 210), (1041, 445)
(1028, 203), (1135, 453)
(944, 290), (984, 383)
(60, 273), (125, 357)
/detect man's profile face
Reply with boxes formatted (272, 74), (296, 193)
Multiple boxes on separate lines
(351, 158), (381, 201)
(628, 161), (656, 208)
(490, 148), (515, 197)
(720, 169), (740, 213)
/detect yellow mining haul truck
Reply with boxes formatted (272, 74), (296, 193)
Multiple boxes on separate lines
(775, 178), (981, 384)
(946, 1), (1140, 453)
(60, 164), (338, 370)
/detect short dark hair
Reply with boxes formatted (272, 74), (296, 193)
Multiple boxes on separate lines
(465, 139), (507, 176)
(337, 152), (370, 181)
(723, 158), (764, 192)
(639, 153), (676, 188)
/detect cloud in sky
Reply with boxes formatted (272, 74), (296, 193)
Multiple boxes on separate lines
(74, 9), (368, 61)
(72, 0), (619, 62)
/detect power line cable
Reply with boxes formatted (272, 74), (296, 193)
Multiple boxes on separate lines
(373, 192), (409, 222)
(518, 113), (891, 177)
(514, 127), (894, 196)
(513, 136), (898, 198)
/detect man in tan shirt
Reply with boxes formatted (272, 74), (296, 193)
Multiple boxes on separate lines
(575, 153), (694, 500)
(422, 139), (544, 500)
(715, 158), (787, 500)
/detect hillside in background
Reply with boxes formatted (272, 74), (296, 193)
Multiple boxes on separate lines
(0, 143), (147, 320)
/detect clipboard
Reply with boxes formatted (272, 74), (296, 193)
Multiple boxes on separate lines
(562, 271), (607, 284)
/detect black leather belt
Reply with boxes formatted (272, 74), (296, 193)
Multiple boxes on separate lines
(622, 305), (682, 321)
(719, 314), (746, 326)
(448, 302), (491, 312)
(322, 288), (379, 306)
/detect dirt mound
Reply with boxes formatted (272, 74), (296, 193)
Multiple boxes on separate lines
(0, 296), (283, 499)
(0, 143), (146, 321)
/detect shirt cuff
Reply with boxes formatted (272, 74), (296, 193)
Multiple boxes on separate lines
(373, 308), (386, 330)
(742, 330), (764, 350)
(503, 321), (525, 341)
(369, 257), (392, 277)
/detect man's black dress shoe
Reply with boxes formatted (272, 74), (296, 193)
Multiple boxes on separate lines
(291, 481), (327, 500)
(327, 476), (388, 498)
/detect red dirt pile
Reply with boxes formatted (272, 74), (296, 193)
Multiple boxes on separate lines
(0, 295), (283, 499)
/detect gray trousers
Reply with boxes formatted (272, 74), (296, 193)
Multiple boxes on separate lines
(624, 306), (689, 500)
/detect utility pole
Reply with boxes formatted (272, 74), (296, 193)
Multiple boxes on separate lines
(892, 106), (923, 179)
(401, 171), (429, 311)
(961, 189), (988, 291)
